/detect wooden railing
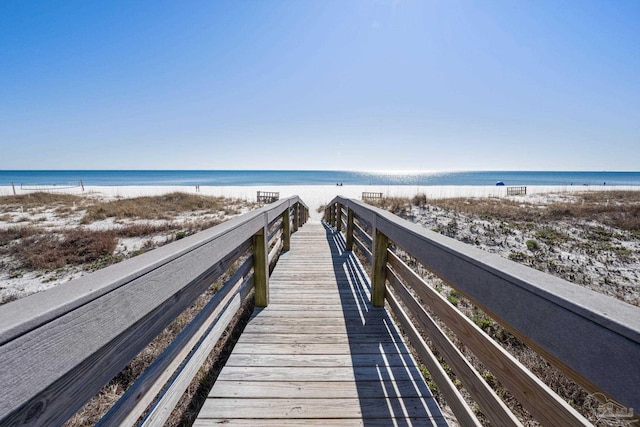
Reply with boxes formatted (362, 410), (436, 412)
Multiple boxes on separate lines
(325, 196), (639, 426)
(0, 197), (309, 426)
(507, 186), (527, 196)
(362, 191), (383, 201)
(257, 191), (280, 203)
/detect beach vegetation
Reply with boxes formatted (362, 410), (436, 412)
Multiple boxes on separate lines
(9, 228), (117, 270)
(81, 192), (232, 222)
(425, 191), (640, 232)
(411, 193), (427, 207)
(0, 192), (85, 212)
(0, 225), (43, 245)
(508, 251), (527, 262)
(369, 196), (412, 216)
(526, 239), (539, 251)
(112, 223), (175, 238)
(535, 227), (566, 242)
(446, 290), (460, 306)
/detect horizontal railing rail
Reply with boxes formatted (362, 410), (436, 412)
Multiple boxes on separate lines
(325, 196), (639, 426)
(0, 196), (309, 426)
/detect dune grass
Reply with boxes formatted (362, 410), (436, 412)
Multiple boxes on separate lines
(425, 191), (640, 232)
(8, 229), (118, 270)
(0, 192), (85, 212)
(81, 192), (235, 223)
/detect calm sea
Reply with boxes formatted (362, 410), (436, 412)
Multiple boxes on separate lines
(1, 170), (639, 187)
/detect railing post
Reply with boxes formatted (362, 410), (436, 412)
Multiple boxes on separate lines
(336, 203), (342, 232)
(293, 203), (299, 233)
(346, 208), (354, 251)
(283, 203), (291, 251)
(330, 203), (336, 228)
(372, 218), (388, 307)
(253, 215), (269, 307)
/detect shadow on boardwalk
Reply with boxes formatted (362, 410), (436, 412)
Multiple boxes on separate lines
(324, 222), (447, 426)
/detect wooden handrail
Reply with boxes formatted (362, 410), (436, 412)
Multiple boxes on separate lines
(0, 196), (309, 426)
(326, 196), (640, 424)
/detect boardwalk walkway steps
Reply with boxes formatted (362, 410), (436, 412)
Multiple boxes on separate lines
(195, 221), (447, 426)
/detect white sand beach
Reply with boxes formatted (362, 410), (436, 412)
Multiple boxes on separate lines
(2, 184), (637, 219)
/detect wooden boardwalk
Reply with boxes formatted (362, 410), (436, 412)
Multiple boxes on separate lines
(195, 221), (447, 426)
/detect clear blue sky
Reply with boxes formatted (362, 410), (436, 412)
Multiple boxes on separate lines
(1, 0), (638, 171)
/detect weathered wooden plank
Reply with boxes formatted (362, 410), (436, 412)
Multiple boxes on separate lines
(224, 353), (415, 368)
(194, 417), (446, 426)
(268, 286), (368, 293)
(215, 366), (427, 382)
(247, 315), (347, 325)
(209, 379), (430, 398)
(237, 333), (403, 344)
(261, 304), (370, 311)
(198, 397), (442, 420)
(265, 298), (359, 306)
(250, 309), (367, 319)
(241, 324), (396, 335)
(229, 342), (411, 355)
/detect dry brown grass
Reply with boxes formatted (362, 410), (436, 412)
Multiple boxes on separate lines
(113, 223), (177, 238)
(368, 197), (413, 216)
(81, 193), (231, 223)
(0, 196), (234, 275)
(0, 192), (84, 212)
(0, 225), (43, 245)
(428, 191), (640, 232)
(9, 229), (117, 270)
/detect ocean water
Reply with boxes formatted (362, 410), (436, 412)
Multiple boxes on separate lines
(1, 170), (639, 187)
